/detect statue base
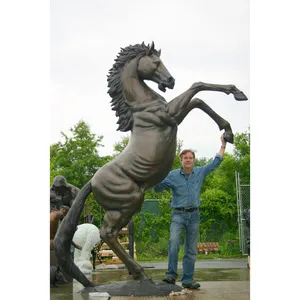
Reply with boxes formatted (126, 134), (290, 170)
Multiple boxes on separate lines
(81, 279), (182, 296)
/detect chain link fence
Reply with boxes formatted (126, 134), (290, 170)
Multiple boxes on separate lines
(236, 172), (250, 255)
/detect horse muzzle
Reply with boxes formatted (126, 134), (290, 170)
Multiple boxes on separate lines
(158, 77), (175, 92)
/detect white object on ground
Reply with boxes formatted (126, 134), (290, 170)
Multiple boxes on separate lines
(89, 292), (110, 299)
(73, 223), (101, 274)
(169, 289), (192, 296)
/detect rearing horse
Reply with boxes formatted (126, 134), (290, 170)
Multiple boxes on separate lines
(54, 42), (247, 287)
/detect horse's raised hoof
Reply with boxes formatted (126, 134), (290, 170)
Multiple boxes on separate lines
(233, 91), (248, 101)
(223, 131), (234, 144)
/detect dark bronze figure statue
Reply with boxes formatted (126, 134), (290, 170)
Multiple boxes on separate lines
(50, 175), (80, 209)
(54, 42), (247, 294)
(50, 265), (68, 288)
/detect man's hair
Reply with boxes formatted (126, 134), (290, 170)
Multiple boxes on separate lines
(180, 149), (195, 159)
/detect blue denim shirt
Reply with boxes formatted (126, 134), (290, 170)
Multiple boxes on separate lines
(154, 154), (223, 208)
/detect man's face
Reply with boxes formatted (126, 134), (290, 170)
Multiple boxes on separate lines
(180, 152), (195, 169)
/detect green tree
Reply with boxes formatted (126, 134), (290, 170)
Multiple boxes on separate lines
(113, 135), (130, 157)
(50, 120), (110, 227)
(233, 128), (250, 184)
(200, 188), (237, 241)
(198, 128), (250, 247)
(194, 157), (209, 167)
(50, 120), (107, 186)
(172, 139), (183, 169)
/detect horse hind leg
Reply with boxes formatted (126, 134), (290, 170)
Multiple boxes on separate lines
(100, 209), (149, 281)
(177, 98), (234, 143)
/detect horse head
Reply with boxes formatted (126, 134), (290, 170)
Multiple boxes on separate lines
(137, 42), (175, 92)
(107, 42), (175, 132)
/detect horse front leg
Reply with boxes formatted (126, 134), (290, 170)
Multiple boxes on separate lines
(176, 98), (234, 143)
(167, 86), (202, 119)
(166, 81), (247, 123)
(189, 81), (248, 101)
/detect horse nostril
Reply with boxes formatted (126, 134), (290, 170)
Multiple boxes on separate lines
(168, 77), (175, 83)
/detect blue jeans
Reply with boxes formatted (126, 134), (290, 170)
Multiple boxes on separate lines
(166, 209), (200, 285)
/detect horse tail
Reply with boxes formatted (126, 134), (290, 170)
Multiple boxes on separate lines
(53, 180), (96, 287)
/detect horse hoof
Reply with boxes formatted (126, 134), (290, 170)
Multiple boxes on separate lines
(140, 277), (154, 284)
(135, 273), (152, 282)
(234, 91), (248, 101)
(223, 132), (234, 144)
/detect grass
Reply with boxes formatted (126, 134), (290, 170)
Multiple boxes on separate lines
(196, 253), (245, 259)
(135, 231), (244, 261)
(137, 253), (245, 262)
(136, 245), (245, 262)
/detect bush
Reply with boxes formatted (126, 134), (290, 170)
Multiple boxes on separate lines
(218, 230), (241, 256)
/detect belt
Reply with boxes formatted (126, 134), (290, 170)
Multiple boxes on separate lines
(174, 207), (198, 212)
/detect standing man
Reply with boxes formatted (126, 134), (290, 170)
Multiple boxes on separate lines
(154, 134), (227, 289)
(50, 175), (80, 209)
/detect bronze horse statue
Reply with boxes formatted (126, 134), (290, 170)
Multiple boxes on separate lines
(54, 42), (247, 288)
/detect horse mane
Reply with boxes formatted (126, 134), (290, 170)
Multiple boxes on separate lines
(107, 42), (160, 132)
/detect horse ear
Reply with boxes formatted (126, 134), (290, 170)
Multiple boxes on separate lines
(150, 41), (155, 51)
(157, 49), (161, 57)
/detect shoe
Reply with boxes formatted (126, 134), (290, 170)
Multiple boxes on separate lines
(182, 282), (201, 289)
(162, 276), (176, 284)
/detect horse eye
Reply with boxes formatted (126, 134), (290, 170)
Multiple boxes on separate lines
(153, 60), (160, 66)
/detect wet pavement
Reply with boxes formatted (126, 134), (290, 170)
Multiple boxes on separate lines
(50, 258), (250, 300)
(137, 258), (248, 270)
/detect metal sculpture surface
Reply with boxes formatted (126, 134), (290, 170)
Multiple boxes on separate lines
(50, 175), (80, 209)
(54, 42), (247, 290)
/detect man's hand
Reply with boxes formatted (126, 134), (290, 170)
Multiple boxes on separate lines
(221, 133), (227, 148)
(219, 133), (227, 157)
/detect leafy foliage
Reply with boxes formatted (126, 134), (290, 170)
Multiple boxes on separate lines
(113, 135), (130, 157)
(200, 188), (236, 242)
(133, 197), (172, 257)
(233, 129), (250, 184)
(50, 120), (112, 227)
(50, 120), (107, 186)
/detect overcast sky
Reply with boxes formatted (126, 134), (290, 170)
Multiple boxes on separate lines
(50, 0), (249, 158)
